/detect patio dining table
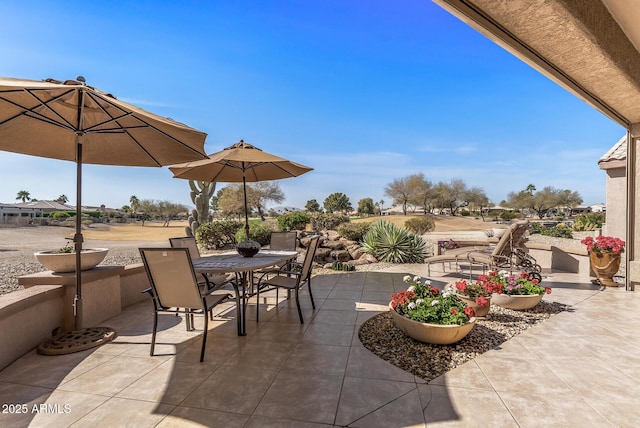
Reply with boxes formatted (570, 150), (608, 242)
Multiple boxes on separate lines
(192, 250), (298, 336)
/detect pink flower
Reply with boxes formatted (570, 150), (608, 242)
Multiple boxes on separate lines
(474, 295), (488, 307)
(464, 306), (476, 318)
(450, 308), (458, 315)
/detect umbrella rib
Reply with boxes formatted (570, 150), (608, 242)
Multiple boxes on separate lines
(0, 89), (77, 132)
(84, 91), (207, 159)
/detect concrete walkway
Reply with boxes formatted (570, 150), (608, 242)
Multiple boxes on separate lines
(0, 265), (638, 427)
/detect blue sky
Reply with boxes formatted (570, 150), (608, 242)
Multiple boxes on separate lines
(0, 0), (624, 210)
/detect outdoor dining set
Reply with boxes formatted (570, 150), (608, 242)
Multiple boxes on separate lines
(139, 233), (320, 362)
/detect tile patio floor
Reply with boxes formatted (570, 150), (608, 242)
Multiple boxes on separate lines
(0, 264), (639, 427)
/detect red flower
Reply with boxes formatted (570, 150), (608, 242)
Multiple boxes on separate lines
(455, 281), (467, 292)
(474, 295), (488, 307)
(430, 287), (440, 295)
(464, 306), (476, 318)
(450, 308), (458, 315)
(545, 287), (552, 294)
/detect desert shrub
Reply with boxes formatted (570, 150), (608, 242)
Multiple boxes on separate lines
(51, 211), (70, 219)
(196, 220), (243, 249)
(404, 216), (435, 234)
(308, 212), (349, 231)
(460, 209), (470, 217)
(277, 211), (310, 231)
(360, 220), (429, 263)
(235, 222), (274, 246)
(529, 222), (573, 239)
(500, 211), (518, 221)
(572, 213), (605, 231)
(337, 222), (371, 242)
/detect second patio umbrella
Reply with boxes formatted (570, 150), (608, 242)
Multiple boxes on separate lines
(0, 76), (208, 331)
(169, 140), (313, 238)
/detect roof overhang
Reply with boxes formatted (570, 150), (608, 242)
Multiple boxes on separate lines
(434, 0), (640, 128)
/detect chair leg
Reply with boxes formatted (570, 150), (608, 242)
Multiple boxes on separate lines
(256, 283), (260, 323)
(307, 278), (316, 309)
(200, 312), (208, 362)
(151, 311), (158, 357)
(294, 286), (303, 324)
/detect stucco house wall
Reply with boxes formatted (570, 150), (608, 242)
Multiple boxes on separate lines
(599, 136), (627, 240)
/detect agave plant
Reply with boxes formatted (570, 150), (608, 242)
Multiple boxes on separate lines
(360, 220), (429, 263)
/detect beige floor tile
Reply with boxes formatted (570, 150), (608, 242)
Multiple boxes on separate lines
(327, 289), (362, 300)
(0, 349), (114, 389)
(244, 415), (331, 427)
(222, 339), (297, 369)
(57, 355), (164, 396)
(181, 364), (278, 414)
(25, 389), (110, 428)
(348, 388), (426, 428)
(335, 376), (417, 426)
(175, 336), (246, 365)
(285, 343), (350, 376)
(73, 397), (174, 427)
(301, 322), (355, 346)
(429, 360), (493, 390)
(157, 405), (249, 427)
(312, 308), (358, 325)
(253, 371), (343, 425)
(252, 320), (308, 342)
(420, 384), (518, 427)
(0, 382), (53, 427)
(262, 306), (318, 324)
(501, 391), (615, 427)
(346, 346), (415, 382)
(321, 298), (359, 311)
(116, 359), (219, 404)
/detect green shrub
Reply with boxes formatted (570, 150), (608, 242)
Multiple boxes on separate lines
(404, 216), (435, 234)
(277, 211), (310, 231)
(460, 209), (470, 217)
(51, 211), (70, 219)
(530, 222), (573, 239)
(235, 222), (274, 246)
(196, 220), (243, 249)
(360, 220), (429, 263)
(308, 212), (349, 231)
(331, 261), (355, 271)
(500, 211), (518, 221)
(572, 213), (605, 231)
(337, 222), (371, 241)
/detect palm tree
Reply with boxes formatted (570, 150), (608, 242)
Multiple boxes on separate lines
(129, 195), (140, 212)
(57, 194), (69, 203)
(16, 190), (31, 203)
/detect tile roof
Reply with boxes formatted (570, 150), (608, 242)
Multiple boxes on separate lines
(598, 135), (626, 163)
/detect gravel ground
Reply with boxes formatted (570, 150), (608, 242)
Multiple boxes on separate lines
(359, 300), (569, 382)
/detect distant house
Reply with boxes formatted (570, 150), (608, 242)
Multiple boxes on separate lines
(13, 200), (74, 213)
(598, 135), (626, 239)
(0, 203), (41, 225)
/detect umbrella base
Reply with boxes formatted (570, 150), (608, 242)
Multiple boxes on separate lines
(37, 327), (117, 356)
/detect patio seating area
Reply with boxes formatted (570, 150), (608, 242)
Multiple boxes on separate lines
(1, 265), (639, 427)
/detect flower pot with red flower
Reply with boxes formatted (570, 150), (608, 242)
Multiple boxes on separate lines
(581, 236), (625, 287)
(449, 275), (503, 318)
(389, 275), (476, 345)
(484, 270), (551, 310)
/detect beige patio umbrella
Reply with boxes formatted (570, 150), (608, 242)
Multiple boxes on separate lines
(0, 76), (208, 331)
(169, 140), (313, 238)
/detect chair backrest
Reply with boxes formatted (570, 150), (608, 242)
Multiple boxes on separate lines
(490, 221), (523, 259)
(270, 231), (298, 251)
(169, 237), (201, 259)
(140, 248), (203, 310)
(300, 235), (320, 282)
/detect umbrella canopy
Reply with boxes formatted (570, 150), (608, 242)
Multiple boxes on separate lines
(0, 76), (208, 329)
(170, 140), (313, 237)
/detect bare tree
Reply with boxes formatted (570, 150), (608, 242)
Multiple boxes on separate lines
(247, 182), (285, 221)
(384, 174), (423, 215)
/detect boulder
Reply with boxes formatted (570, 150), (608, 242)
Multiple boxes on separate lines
(331, 250), (351, 262)
(323, 240), (344, 250)
(348, 258), (370, 266)
(326, 230), (340, 241)
(361, 253), (378, 263)
(348, 247), (363, 260)
(315, 247), (332, 260)
(341, 239), (358, 247)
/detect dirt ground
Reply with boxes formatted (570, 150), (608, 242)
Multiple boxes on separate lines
(0, 215), (499, 251)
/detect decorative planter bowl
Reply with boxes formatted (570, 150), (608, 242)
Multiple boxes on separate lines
(34, 248), (109, 273)
(236, 239), (260, 258)
(388, 303), (476, 345)
(491, 293), (543, 310)
(456, 293), (491, 318)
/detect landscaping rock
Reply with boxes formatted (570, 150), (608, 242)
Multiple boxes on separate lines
(331, 249), (351, 262)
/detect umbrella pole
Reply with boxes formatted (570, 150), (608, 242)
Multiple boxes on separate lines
(242, 174), (250, 239)
(74, 137), (84, 330)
